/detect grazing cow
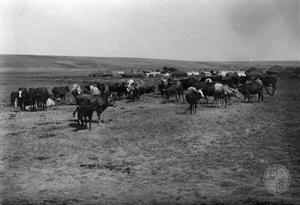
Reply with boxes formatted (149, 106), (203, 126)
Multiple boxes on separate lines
(72, 89), (115, 129)
(185, 87), (205, 114)
(126, 79), (149, 102)
(109, 82), (127, 97)
(165, 80), (184, 102)
(52, 86), (70, 101)
(10, 91), (19, 107)
(131, 80), (156, 101)
(238, 79), (264, 103)
(212, 83), (241, 108)
(261, 75), (277, 95)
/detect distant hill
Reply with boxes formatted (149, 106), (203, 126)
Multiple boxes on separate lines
(1, 54), (299, 73)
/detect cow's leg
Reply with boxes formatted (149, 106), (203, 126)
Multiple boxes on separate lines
(77, 110), (81, 125)
(205, 95), (209, 104)
(257, 93), (260, 102)
(97, 109), (101, 125)
(194, 104), (197, 113)
(84, 115), (87, 127)
(246, 93), (251, 103)
(73, 106), (78, 117)
(89, 117), (92, 129)
(224, 98), (227, 108)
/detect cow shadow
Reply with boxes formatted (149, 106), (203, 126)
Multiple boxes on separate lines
(68, 122), (87, 131)
(201, 103), (218, 108)
(68, 119), (113, 131)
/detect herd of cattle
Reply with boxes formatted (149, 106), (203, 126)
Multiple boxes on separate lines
(10, 71), (277, 129)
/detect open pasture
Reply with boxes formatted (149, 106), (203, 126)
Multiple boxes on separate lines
(0, 57), (300, 205)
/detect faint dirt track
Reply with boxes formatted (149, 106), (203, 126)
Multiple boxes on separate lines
(0, 74), (300, 204)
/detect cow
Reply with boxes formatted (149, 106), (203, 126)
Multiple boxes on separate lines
(212, 83), (241, 108)
(261, 75), (277, 95)
(52, 86), (70, 101)
(179, 77), (198, 90)
(10, 91), (19, 107)
(238, 79), (264, 103)
(193, 81), (215, 104)
(221, 72), (239, 88)
(164, 79), (184, 102)
(35, 87), (49, 110)
(28, 88), (37, 110)
(126, 79), (154, 102)
(238, 76), (248, 85)
(130, 80), (156, 101)
(72, 89), (115, 129)
(185, 87), (205, 114)
(18, 88), (28, 111)
(157, 79), (167, 99)
(109, 82), (127, 97)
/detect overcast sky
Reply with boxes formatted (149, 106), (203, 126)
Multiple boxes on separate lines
(1, 0), (299, 61)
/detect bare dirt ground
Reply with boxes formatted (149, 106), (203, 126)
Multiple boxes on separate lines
(0, 72), (300, 204)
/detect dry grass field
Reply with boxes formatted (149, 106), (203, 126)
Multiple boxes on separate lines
(0, 55), (299, 205)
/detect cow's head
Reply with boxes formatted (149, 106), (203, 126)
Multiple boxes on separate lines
(197, 89), (205, 98)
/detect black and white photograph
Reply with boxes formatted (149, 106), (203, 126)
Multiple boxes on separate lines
(0, 0), (299, 204)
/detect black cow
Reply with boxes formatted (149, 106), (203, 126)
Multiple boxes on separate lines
(238, 76), (248, 85)
(193, 81), (215, 104)
(179, 77), (198, 90)
(238, 80), (264, 103)
(10, 91), (18, 107)
(221, 73), (239, 88)
(36, 87), (49, 110)
(72, 90), (115, 129)
(109, 82), (127, 97)
(52, 86), (70, 101)
(163, 80), (184, 102)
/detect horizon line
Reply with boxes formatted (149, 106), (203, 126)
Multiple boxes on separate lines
(1, 53), (300, 63)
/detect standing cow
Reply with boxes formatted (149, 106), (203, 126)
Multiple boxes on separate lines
(185, 87), (204, 114)
(52, 86), (70, 101)
(10, 91), (19, 107)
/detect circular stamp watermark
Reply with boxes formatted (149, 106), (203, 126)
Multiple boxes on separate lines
(263, 164), (290, 194)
